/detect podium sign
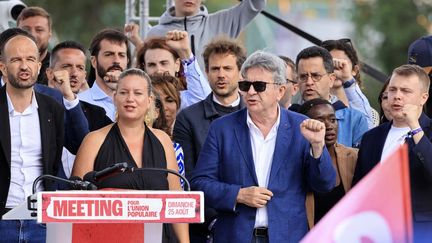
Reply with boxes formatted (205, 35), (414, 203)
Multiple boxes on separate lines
(37, 190), (204, 223)
(36, 191), (204, 243)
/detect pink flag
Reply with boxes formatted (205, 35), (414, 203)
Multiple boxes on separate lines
(301, 145), (412, 243)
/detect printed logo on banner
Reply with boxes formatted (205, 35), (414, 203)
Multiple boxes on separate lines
(46, 197), (163, 220)
(38, 191), (204, 223)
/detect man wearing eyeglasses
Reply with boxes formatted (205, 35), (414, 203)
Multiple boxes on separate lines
(295, 46), (369, 148)
(191, 50), (336, 243)
(278, 56), (299, 109)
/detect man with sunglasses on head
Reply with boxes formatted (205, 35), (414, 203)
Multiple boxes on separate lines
(295, 46), (369, 148)
(191, 50), (335, 243)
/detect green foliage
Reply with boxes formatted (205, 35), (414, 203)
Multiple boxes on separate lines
(351, 0), (430, 73)
(24, 0), (125, 47)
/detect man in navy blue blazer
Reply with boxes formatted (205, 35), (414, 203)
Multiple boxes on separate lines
(353, 64), (432, 243)
(191, 51), (336, 243)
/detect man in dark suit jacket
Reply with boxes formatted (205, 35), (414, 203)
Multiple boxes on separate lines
(46, 40), (112, 131)
(353, 64), (432, 243)
(0, 29), (63, 241)
(45, 40), (112, 177)
(0, 28), (91, 155)
(173, 37), (246, 242)
(191, 51), (335, 243)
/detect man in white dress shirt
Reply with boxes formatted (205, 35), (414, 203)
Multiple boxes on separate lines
(0, 28), (64, 242)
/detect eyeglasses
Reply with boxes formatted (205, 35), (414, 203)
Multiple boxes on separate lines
(298, 72), (329, 83)
(238, 81), (278, 92)
(286, 78), (297, 84)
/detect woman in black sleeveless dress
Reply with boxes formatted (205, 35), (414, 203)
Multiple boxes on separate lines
(72, 69), (189, 243)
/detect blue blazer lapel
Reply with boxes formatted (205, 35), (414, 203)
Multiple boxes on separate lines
(268, 109), (292, 187)
(0, 86), (11, 167)
(234, 109), (259, 185)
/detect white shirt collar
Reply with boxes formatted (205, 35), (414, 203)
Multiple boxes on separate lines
(212, 93), (241, 107)
(246, 105), (281, 138)
(6, 89), (38, 115)
(91, 81), (110, 100)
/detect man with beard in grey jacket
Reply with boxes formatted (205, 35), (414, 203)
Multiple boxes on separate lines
(145, 0), (266, 70)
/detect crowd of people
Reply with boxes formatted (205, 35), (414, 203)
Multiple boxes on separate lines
(0, 0), (431, 242)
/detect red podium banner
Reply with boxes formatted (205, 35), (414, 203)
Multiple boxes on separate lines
(37, 190), (204, 224)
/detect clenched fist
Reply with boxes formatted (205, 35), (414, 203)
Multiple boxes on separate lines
(53, 70), (75, 101)
(300, 119), (326, 158)
(166, 30), (192, 59)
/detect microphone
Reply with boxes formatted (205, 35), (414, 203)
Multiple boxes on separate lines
(83, 162), (130, 184)
(32, 174), (97, 194)
(68, 176), (98, 190)
(83, 163), (191, 191)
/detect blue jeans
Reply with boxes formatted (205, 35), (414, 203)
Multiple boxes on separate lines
(0, 220), (46, 243)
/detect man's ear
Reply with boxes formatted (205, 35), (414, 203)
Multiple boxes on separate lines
(352, 64), (360, 77)
(292, 83), (299, 96)
(420, 92), (429, 106)
(174, 58), (181, 73)
(277, 84), (287, 101)
(46, 67), (54, 81)
(0, 61), (6, 77)
(90, 56), (97, 69)
(328, 72), (336, 88)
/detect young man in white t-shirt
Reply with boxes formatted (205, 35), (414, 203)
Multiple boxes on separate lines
(353, 64), (432, 243)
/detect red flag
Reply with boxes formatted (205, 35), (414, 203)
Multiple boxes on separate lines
(301, 145), (412, 243)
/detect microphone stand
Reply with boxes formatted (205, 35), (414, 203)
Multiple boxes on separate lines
(32, 174), (96, 194)
(129, 167), (191, 192)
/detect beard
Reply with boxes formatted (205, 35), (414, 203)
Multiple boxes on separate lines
(38, 42), (49, 57)
(96, 62), (123, 80)
(210, 80), (238, 99)
(7, 72), (37, 89)
(96, 62), (123, 90)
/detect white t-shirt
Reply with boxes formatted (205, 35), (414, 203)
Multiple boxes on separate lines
(381, 126), (410, 162)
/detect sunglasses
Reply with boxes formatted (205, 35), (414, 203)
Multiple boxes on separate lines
(238, 81), (278, 92)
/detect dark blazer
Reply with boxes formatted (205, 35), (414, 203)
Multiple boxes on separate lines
(80, 101), (112, 131)
(173, 93), (245, 239)
(0, 85), (64, 212)
(34, 84), (110, 152)
(34, 83), (88, 154)
(353, 114), (432, 230)
(191, 108), (336, 243)
(173, 93), (245, 179)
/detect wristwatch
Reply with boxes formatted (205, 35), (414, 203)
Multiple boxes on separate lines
(343, 78), (356, 88)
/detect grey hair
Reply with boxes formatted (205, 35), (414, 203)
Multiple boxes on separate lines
(240, 50), (287, 85)
(118, 68), (152, 95)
